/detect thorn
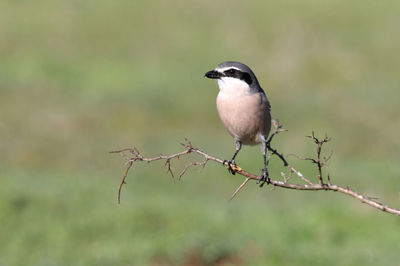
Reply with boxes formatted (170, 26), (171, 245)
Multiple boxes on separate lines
(230, 178), (250, 201)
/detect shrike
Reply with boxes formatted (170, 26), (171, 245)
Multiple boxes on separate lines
(205, 61), (272, 186)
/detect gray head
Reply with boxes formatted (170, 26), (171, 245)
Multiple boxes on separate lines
(205, 61), (263, 93)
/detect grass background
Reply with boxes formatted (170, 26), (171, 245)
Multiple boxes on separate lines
(1, 0), (400, 265)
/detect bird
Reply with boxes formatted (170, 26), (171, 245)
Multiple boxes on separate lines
(205, 61), (272, 186)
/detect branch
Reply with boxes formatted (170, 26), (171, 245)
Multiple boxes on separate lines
(111, 122), (400, 216)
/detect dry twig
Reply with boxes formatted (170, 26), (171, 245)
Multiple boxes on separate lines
(111, 123), (400, 216)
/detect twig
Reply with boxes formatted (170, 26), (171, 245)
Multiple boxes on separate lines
(111, 123), (400, 216)
(179, 158), (209, 180)
(117, 160), (132, 204)
(165, 159), (175, 183)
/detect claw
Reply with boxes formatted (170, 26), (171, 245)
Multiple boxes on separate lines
(257, 168), (270, 187)
(223, 159), (237, 175)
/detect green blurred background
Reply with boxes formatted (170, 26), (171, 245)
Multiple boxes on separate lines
(1, 0), (399, 265)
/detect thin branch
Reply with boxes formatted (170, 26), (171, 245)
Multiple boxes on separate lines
(165, 159), (175, 183)
(117, 160), (132, 204)
(179, 158), (209, 180)
(111, 123), (400, 216)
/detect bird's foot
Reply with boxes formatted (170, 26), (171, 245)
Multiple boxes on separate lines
(223, 159), (237, 175)
(257, 168), (270, 187)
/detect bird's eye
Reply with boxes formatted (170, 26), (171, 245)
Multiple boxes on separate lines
(226, 69), (235, 75)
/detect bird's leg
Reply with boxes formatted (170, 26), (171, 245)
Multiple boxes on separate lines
(257, 135), (270, 186)
(223, 140), (241, 175)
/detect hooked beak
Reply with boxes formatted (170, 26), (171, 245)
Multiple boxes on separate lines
(204, 70), (223, 79)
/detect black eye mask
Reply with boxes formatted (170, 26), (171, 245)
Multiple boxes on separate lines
(223, 68), (253, 85)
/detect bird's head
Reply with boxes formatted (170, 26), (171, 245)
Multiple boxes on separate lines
(205, 61), (261, 94)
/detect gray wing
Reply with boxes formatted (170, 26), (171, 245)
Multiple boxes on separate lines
(259, 91), (272, 138)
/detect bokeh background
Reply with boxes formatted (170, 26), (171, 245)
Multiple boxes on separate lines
(1, 0), (400, 265)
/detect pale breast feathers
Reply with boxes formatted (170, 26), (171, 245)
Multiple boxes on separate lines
(216, 91), (271, 145)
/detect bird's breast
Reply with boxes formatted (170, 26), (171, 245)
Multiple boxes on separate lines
(216, 91), (271, 145)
